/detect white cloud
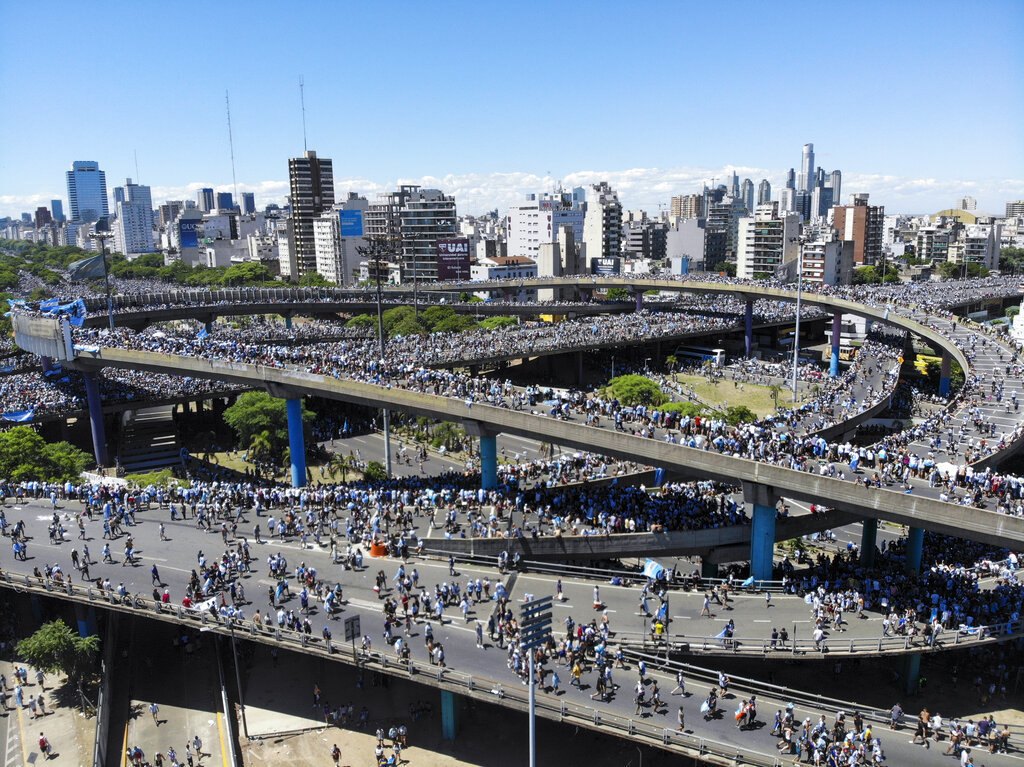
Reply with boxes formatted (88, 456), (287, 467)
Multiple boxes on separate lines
(6, 166), (1024, 220)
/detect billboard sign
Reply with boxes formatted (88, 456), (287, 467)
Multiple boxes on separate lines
(436, 238), (471, 280)
(179, 220), (199, 249)
(339, 210), (364, 237)
(590, 257), (621, 275)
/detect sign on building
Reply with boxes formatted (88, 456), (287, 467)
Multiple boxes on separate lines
(179, 220), (199, 249)
(436, 238), (471, 280)
(339, 210), (364, 237)
(590, 257), (621, 275)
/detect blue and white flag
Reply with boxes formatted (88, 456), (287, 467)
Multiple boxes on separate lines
(68, 253), (107, 281)
(2, 410), (34, 422)
(197, 328), (209, 339)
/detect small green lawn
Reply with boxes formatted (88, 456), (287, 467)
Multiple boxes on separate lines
(668, 373), (790, 418)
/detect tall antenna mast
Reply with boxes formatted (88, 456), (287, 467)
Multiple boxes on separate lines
(226, 90), (239, 205)
(134, 150), (140, 182)
(299, 76), (308, 153)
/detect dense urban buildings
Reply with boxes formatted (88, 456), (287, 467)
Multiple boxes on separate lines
(285, 149), (335, 278)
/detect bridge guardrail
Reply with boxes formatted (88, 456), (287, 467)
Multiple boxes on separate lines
(608, 618), (1024, 657)
(0, 568), (787, 767)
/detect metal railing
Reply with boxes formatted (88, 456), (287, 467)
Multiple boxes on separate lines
(608, 617), (1024, 657)
(0, 569), (787, 767)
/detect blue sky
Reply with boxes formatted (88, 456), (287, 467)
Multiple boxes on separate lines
(1, 0), (1022, 218)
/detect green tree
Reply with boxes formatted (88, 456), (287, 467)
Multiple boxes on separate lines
(420, 305), (456, 330)
(478, 316), (517, 330)
(382, 305), (416, 335)
(724, 405), (756, 425)
(606, 288), (631, 301)
(939, 261), (990, 280)
(363, 460), (387, 482)
(659, 401), (706, 418)
(222, 262), (272, 286)
(327, 452), (356, 483)
(769, 384), (782, 411)
(223, 392), (315, 454)
(431, 314), (477, 333)
(665, 354), (678, 372)
(711, 262), (737, 277)
(392, 315), (427, 336)
(247, 430), (273, 467)
(16, 620), (100, 686)
(603, 375), (670, 407)
(999, 246), (1024, 273)
(296, 271), (334, 287)
(345, 314), (377, 331)
(0, 427), (90, 481)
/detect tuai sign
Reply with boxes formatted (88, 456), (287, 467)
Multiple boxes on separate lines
(436, 238), (471, 280)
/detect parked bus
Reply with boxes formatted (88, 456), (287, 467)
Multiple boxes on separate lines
(674, 345), (726, 367)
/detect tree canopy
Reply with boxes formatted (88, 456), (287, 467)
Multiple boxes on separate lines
(0, 426), (91, 481)
(223, 392), (315, 454)
(16, 620), (99, 684)
(602, 375), (669, 407)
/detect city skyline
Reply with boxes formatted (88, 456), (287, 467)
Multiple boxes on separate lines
(1, 0), (1022, 218)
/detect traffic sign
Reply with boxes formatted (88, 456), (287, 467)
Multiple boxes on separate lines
(344, 615), (361, 642)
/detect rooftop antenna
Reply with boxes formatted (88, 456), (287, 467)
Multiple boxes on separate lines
(299, 76), (308, 152)
(225, 90), (239, 205)
(133, 150), (140, 183)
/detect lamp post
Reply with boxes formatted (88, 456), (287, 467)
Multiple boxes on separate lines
(356, 237), (394, 477)
(791, 239), (804, 403)
(89, 230), (115, 331)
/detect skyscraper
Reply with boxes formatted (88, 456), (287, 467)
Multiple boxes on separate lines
(798, 143), (815, 191)
(740, 179), (754, 213)
(583, 181), (623, 261)
(288, 150), (336, 277)
(66, 161), (109, 223)
(197, 188), (215, 212)
(828, 170), (841, 207)
(757, 179), (772, 206)
(785, 169), (796, 190)
(216, 192), (234, 211)
(50, 199), (65, 222)
(240, 192), (256, 215)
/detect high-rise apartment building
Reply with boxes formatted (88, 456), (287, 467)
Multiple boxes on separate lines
(670, 194), (703, 219)
(313, 193), (368, 285)
(704, 196), (747, 266)
(50, 199), (65, 222)
(197, 188), (215, 213)
(287, 150), (335, 278)
(240, 192), (256, 215)
(507, 188), (586, 262)
(957, 196), (977, 211)
(829, 170), (842, 206)
(757, 179), (772, 206)
(736, 202), (800, 279)
(583, 181), (622, 261)
(113, 179), (154, 233)
(66, 161), (109, 223)
(1004, 201), (1024, 218)
(365, 185), (457, 281)
(832, 193), (885, 266)
(35, 207), (52, 228)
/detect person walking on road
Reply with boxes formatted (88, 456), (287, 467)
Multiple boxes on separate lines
(150, 702), (160, 725)
(38, 733), (51, 759)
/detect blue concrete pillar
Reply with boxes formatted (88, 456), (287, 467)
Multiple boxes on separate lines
(905, 527), (924, 573)
(830, 313), (842, 377)
(903, 653), (921, 696)
(75, 604), (98, 638)
(860, 518), (877, 568)
(286, 397), (307, 488)
(939, 352), (951, 397)
(441, 690), (459, 740)
(40, 355), (54, 373)
(84, 371), (108, 467)
(480, 435), (497, 490)
(204, 319), (213, 334)
(285, 315), (293, 329)
(750, 504), (776, 581)
(634, 291), (643, 312)
(744, 300), (754, 358)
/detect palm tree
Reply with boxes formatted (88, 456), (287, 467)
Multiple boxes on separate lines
(665, 354), (678, 374)
(327, 452), (354, 483)
(769, 384), (782, 411)
(248, 430), (273, 467)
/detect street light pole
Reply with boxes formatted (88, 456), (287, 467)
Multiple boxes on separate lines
(791, 242), (803, 403)
(89, 231), (115, 331)
(229, 623), (249, 740)
(358, 238), (394, 477)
